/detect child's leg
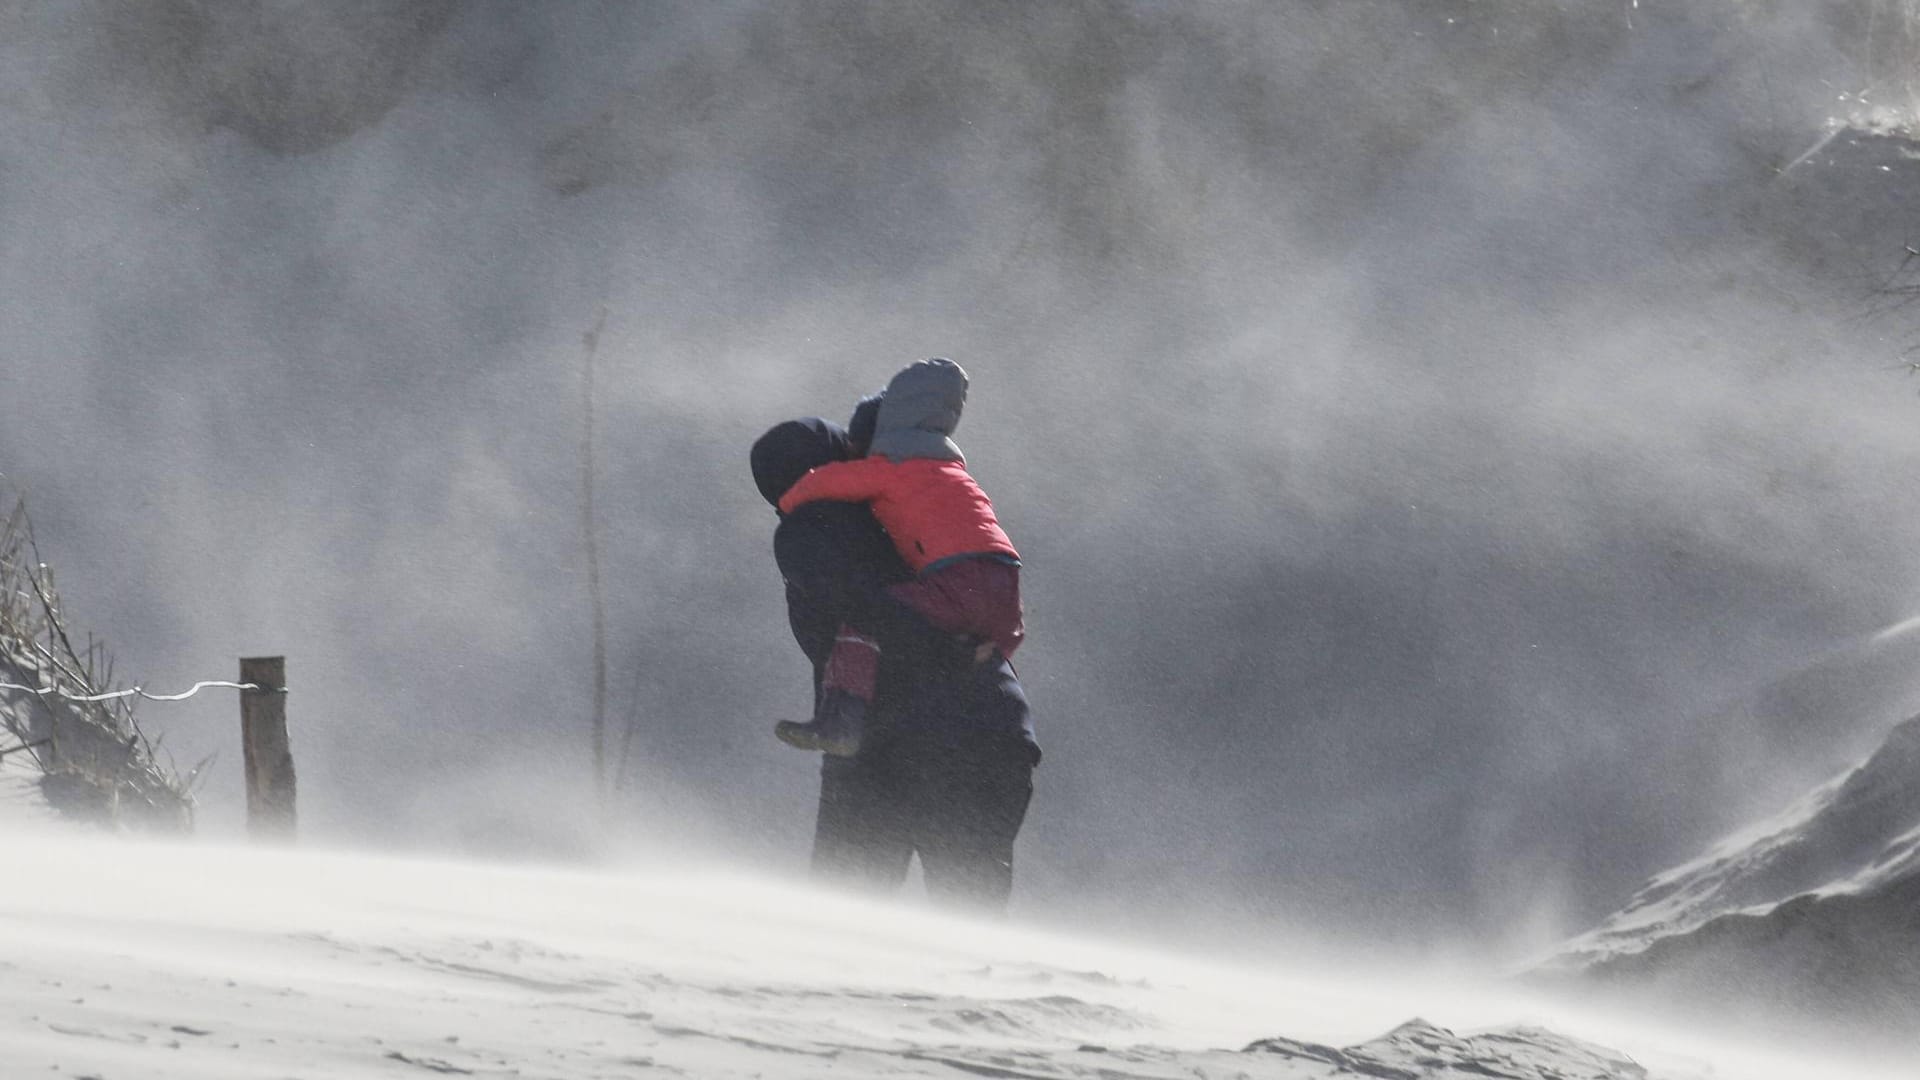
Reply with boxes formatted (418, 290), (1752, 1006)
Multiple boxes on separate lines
(821, 625), (881, 702)
(777, 624), (878, 757)
(886, 560), (1024, 660)
(778, 564), (1022, 756)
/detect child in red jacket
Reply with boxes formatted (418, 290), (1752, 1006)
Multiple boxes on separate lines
(775, 358), (1024, 756)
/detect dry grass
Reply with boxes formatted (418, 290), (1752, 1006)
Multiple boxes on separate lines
(0, 492), (196, 829)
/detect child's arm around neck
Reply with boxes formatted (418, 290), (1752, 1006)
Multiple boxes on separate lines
(777, 455), (903, 515)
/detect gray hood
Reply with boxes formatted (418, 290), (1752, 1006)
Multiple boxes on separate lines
(868, 357), (968, 462)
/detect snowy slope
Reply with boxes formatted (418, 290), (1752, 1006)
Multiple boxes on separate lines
(1546, 715), (1920, 1038)
(0, 830), (1907, 1080)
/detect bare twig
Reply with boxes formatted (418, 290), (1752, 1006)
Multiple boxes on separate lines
(0, 736), (50, 760)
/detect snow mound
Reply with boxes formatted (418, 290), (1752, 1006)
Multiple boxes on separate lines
(1545, 716), (1920, 1039)
(1248, 1018), (1647, 1080)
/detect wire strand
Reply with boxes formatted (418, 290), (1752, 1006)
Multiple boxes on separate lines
(0, 680), (285, 702)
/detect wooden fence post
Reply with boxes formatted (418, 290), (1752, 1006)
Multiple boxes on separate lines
(241, 656), (295, 841)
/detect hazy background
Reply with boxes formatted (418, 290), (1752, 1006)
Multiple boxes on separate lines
(3, 0), (1920, 961)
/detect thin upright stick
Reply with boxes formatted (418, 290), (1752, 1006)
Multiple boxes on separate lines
(581, 306), (610, 803)
(613, 643), (645, 791)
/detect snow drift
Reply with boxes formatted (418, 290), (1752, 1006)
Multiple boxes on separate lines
(1546, 712), (1920, 1043)
(0, 828), (1908, 1079)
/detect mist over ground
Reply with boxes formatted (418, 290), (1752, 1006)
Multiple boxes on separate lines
(3, 1), (1919, 959)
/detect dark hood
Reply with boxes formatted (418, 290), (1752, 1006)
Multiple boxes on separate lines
(750, 417), (851, 507)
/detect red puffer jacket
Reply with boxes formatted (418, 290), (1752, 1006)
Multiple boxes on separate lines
(777, 456), (1019, 573)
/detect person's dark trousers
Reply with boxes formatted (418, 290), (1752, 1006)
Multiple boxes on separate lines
(811, 741), (1037, 914)
(811, 752), (914, 894)
(912, 749), (1035, 912)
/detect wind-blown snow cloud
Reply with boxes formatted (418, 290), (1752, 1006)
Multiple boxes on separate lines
(2, 1), (1919, 958)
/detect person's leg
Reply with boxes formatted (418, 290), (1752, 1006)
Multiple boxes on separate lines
(810, 752), (912, 893)
(912, 751), (1036, 915)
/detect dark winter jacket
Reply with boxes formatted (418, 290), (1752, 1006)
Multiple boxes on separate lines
(751, 418), (1039, 763)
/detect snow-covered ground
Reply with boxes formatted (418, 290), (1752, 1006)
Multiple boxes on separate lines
(0, 828), (1908, 1079)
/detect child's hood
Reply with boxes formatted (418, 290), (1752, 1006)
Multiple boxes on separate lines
(870, 357), (968, 463)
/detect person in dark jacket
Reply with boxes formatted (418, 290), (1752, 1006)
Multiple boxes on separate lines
(750, 416), (1041, 911)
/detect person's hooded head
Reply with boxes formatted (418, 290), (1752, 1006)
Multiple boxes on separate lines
(750, 418), (851, 509)
(869, 357), (967, 463)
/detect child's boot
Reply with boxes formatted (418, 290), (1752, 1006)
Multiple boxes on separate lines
(775, 687), (867, 757)
(776, 628), (878, 756)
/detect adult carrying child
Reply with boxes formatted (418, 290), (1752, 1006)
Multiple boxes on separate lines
(774, 358), (1025, 757)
